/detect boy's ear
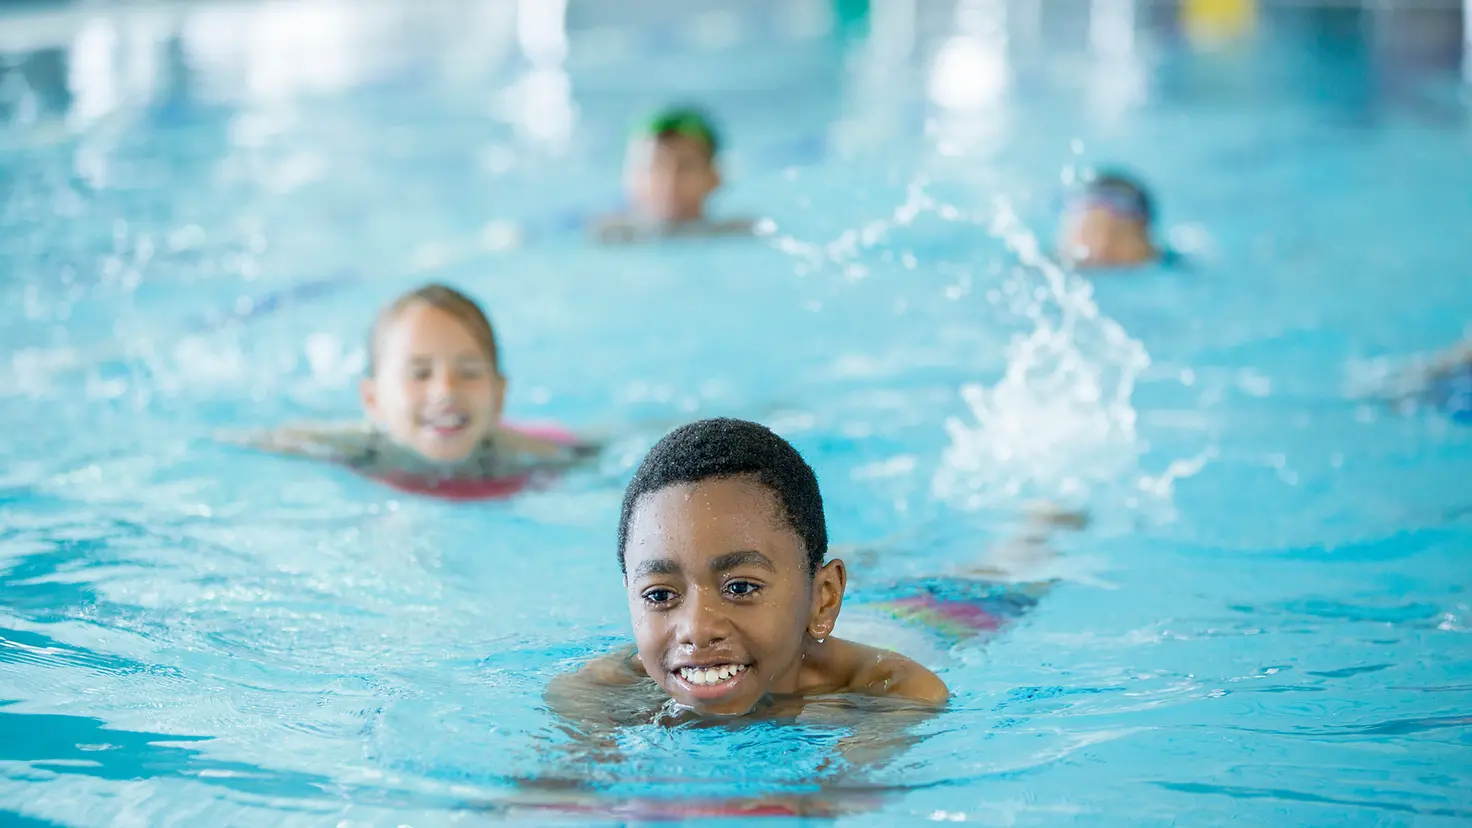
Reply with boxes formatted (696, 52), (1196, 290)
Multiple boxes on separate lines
(359, 378), (380, 422)
(807, 558), (846, 640)
(708, 163), (723, 193)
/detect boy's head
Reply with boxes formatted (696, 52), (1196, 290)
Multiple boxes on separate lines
(1057, 170), (1157, 268)
(624, 107), (722, 224)
(361, 283), (506, 464)
(617, 418), (845, 716)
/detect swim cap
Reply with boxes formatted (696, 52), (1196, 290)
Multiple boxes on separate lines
(640, 106), (721, 157)
(1067, 171), (1155, 224)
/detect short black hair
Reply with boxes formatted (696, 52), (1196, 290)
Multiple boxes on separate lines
(616, 418), (827, 577)
(1086, 170), (1155, 225)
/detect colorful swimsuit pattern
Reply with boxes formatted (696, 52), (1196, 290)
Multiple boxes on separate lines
(853, 577), (1044, 644)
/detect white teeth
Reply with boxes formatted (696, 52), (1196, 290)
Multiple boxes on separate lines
(424, 413), (468, 429)
(677, 664), (746, 685)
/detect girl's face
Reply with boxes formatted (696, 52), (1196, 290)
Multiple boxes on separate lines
(360, 301), (505, 464)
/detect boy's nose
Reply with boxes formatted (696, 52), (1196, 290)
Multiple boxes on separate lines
(676, 589), (732, 649)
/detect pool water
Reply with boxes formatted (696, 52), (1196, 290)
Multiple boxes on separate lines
(2, 0), (1471, 824)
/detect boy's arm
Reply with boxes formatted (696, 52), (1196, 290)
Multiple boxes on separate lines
(532, 648), (653, 773)
(542, 646), (648, 732)
(829, 705), (940, 774)
(805, 650), (946, 775)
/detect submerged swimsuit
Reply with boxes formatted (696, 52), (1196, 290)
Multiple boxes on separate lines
(852, 577), (1043, 644)
(348, 423), (584, 500)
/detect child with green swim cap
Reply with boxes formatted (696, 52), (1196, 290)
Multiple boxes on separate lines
(594, 106), (760, 244)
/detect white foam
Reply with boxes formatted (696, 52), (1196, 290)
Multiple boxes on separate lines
(931, 196), (1154, 518)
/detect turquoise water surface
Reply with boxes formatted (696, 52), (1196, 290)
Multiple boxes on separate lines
(2, 1), (1470, 825)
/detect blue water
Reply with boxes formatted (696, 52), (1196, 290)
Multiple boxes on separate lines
(2, 0), (1471, 824)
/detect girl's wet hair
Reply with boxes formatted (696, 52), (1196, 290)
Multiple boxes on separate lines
(617, 417), (827, 577)
(367, 283), (501, 376)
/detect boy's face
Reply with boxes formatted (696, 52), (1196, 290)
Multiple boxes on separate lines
(625, 134), (719, 223)
(622, 476), (844, 716)
(360, 301), (505, 463)
(1058, 203), (1153, 268)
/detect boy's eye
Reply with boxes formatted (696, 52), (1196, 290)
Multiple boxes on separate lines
(725, 580), (761, 598)
(411, 367), (432, 381)
(642, 588), (677, 606)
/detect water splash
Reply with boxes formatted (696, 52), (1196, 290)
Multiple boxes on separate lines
(931, 197), (1153, 514)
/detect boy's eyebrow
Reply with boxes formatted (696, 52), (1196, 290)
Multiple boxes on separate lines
(709, 551), (776, 573)
(632, 558), (681, 579)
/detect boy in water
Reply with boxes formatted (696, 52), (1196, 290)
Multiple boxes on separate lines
(525, 419), (1081, 813)
(551, 418), (947, 722)
(1057, 170), (1168, 269)
(593, 107), (758, 245)
(227, 283), (593, 497)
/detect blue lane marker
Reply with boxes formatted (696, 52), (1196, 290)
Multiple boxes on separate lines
(184, 270), (358, 333)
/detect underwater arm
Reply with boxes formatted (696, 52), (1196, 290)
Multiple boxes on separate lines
(542, 646), (649, 733)
(527, 648), (655, 777)
(823, 696), (944, 779)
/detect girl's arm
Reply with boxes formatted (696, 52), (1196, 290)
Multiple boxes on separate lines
(218, 422), (373, 463)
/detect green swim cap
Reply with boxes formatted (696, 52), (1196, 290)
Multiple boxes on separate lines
(640, 107), (720, 157)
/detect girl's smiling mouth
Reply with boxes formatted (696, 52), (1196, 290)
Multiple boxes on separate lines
(420, 411), (471, 437)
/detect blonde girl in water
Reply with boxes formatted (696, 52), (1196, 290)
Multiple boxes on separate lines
(229, 283), (595, 497)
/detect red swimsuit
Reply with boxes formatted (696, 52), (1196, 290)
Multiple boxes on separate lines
(354, 424), (581, 501)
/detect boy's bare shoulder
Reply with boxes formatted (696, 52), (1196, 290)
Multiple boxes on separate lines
(823, 638), (949, 706)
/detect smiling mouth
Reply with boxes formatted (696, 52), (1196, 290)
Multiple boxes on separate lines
(669, 663), (752, 701)
(420, 411), (470, 436)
